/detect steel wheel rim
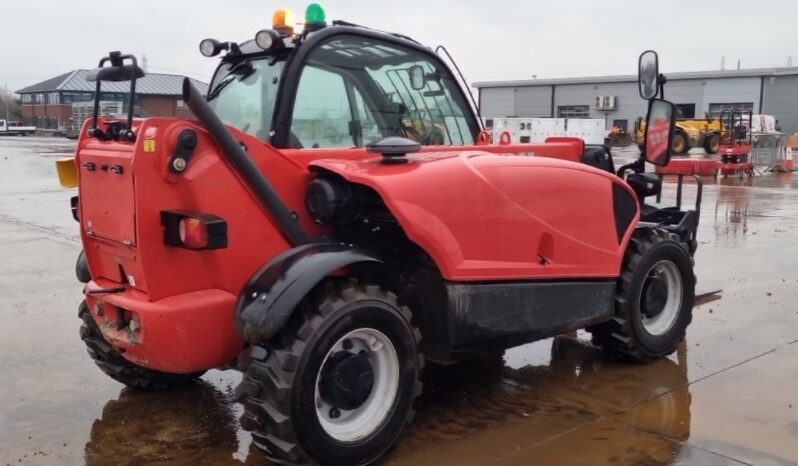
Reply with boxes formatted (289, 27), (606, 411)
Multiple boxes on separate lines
(315, 328), (400, 442)
(639, 260), (683, 335)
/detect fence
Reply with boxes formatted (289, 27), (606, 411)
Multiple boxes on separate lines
(750, 133), (791, 172)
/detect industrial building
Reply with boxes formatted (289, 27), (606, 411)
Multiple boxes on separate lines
(16, 70), (207, 131)
(474, 67), (798, 135)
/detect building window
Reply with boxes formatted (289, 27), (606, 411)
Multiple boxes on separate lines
(675, 104), (695, 118)
(708, 102), (753, 118)
(62, 92), (93, 104)
(557, 105), (589, 118)
(176, 99), (186, 108)
(48, 92), (60, 104)
(22, 94), (31, 104)
(35, 93), (44, 104)
(99, 93), (129, 104)
(612, 119), (628, 132)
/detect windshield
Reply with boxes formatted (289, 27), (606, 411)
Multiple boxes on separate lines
(207, 58), (284, 139)
(289, 35), (476, 149)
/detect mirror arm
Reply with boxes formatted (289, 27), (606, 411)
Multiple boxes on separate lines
(124, 54), (139, 141)
(658, 73), (667, 100)
(89, 56), (110, 137)
(616, 159), (644, 178)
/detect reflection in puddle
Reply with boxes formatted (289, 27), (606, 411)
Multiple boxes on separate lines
(81, 337), (693, 466)
(84, 381), (262, 465)
(387, 337), (692, 466)
(713, 177), (753, 245)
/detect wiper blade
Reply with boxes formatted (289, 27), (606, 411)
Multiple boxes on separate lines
(206, 61), (255, 101)
(206, 75), (236, 101)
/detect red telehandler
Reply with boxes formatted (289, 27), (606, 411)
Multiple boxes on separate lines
(56, 5), (701, 465)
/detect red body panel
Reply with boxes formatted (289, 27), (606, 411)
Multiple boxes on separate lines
(84, 279), (242, 372)
(80, 146), (137, 245)
(540, 136), (585, 163)
(655, 159), (720, 176)
(721, 144), (752, 156)
(312, 151), (638, 280)
(76, 116), (637, 372)
(77, 119), (325, 301)
(77, 118), (324, 371)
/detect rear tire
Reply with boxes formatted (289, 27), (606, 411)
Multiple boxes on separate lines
(589, 229), (695, 362)
(235, 279), (423, 466)
(671, 132), (688, 154)
(79, 301), (203, 390)
(703, 133), (720, 154)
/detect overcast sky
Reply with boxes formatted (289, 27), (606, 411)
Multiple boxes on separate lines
(2, 0), (797, 93)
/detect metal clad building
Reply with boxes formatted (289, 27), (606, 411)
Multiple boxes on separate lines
(474, 67), (798, 134)
(763, 74), (798, 135)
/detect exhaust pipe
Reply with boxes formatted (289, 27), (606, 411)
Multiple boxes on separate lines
(182, 78), (309, 246)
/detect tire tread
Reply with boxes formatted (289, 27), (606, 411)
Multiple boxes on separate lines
(590, 229), (695, 362)
(236, 278), (423, 465)
(78, 302), (200, 390)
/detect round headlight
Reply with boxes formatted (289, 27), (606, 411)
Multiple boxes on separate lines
(199, 38), (220, 57)
(255, 30), (275, 50)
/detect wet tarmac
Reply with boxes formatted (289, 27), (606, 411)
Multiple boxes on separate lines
(1, 137), (797, 466)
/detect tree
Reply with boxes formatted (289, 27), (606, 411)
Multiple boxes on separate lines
(0, 86), (22, 121)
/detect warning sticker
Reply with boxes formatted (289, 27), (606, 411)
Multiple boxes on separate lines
(143, 139), (156, 153)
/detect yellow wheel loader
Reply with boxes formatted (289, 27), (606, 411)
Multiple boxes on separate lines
(636, 117), (722, 154)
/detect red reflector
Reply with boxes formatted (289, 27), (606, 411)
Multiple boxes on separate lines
(179, 217), (209, 249)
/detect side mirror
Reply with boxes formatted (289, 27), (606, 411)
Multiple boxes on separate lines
(408, 65), (425, 90)
(638, 50), (659, 100)
(644, 99), (676, 166)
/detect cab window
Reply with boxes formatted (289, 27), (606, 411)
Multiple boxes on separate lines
(292, 67), (353, 148)
(289, 35), (476, 148)
(208, 59), (283, 140)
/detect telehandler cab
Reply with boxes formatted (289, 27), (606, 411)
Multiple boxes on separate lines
(58, 5), (701, 465)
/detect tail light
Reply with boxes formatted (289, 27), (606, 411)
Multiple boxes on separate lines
(161, 210), (227, 250)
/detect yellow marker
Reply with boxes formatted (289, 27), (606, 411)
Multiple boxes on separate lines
(55, 157), (78, 188)
(143, 139), (156, 153)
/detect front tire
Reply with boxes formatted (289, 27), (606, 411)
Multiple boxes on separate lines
(590, 229), (695, 362)
(235, 279), (423, 466)
(703, 133), (720, 154)
(79, 301), (202, 390)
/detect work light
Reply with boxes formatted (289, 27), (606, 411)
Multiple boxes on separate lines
(199, 39), (223, 57)
(255, 29), (282, 51)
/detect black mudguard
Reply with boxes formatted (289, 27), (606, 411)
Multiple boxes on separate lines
(235, 243), (382, 343)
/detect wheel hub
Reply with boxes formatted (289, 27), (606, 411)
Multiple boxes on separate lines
(319, 351), (375, 411)
(315, 327), (401, 442)
(639, 260), (683, 336)
(642, 273), (668, 318)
